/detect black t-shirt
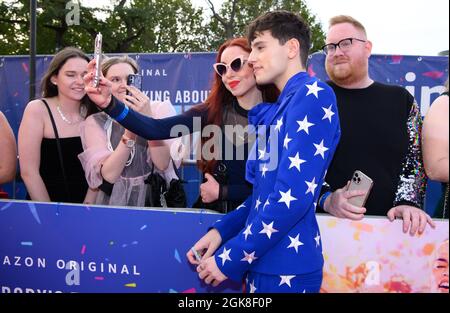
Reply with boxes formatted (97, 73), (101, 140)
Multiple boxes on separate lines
(324, 81), (414, 216)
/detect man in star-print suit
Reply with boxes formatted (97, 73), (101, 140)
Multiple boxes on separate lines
(187, 11), (341, 293)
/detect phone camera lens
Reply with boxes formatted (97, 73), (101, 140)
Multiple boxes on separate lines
(354, 172), (359, 178)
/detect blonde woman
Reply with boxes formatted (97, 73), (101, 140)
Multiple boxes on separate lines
(79, 56), (180, 206)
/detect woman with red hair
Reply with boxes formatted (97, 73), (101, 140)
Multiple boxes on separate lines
(84, 37), (278, 213)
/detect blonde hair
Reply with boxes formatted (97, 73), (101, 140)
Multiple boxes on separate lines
(101, 55), (139, 76)
(329, 15), (367, 38)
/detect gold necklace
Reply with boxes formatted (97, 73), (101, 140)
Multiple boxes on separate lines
(56, 104), (82, 125)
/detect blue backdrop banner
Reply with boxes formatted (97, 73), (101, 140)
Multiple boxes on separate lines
(0, 53), (448, 210)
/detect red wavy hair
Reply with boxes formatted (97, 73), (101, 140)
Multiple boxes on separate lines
(193, 37), (279, 174)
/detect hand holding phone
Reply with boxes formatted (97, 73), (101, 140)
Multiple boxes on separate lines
(92, 33), (102, 87)
(126, 74), (142, 96)
(346, 170), (373, 207)
(191, 247), (202, 262)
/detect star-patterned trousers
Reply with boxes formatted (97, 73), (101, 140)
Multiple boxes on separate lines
(244, 269), (323, 293)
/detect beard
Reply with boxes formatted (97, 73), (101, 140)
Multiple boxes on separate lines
(326, 57), (368, 87)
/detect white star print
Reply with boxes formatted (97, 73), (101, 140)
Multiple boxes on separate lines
(218, 247), (232, 266)
(305, 81), (324, 98)
(241, 250), (258, 264)
(278, 189), (297, 209)
(322, 105), (335, 122)
(249, 280), (257, 293)
(261, 163), (269, 177)
(274, 117), (283, 132)
(313, 139), (329, 159)
(263, 198), (270, 211)
(258, 148), (266, 160)
(314, 232), (321, 247)
(283, 133), (292, 149)
(243, 224), (252, 240)
(279, 275), (296, 288)
(255, 197), (262, 211)
(287, 234), (304, 253)
(235, 204), (245, 211)
(259, 221), (279, 239)
(296, 116), (315, 134)
(288, 152), (307, 172)
(305, 177), (318, 195)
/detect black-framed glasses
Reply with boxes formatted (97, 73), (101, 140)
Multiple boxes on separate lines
(213, 56), (248, 77)
(321, 37), (366, 55)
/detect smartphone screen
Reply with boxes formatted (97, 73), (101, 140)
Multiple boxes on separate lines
(126, 74), (142, 95)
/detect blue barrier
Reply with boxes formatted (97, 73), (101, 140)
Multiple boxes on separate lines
(1, 199), (447, 293)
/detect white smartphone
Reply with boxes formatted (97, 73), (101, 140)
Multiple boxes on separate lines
(191, 247), (202, 262)
(346, 170), (374, 207)
(92, 33), (102, 87)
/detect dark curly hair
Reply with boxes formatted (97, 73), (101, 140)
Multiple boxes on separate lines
(247, 10), (311, 68)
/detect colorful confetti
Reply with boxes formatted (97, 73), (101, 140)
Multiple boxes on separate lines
(27, 202), (41, 224)
(174, 249), (181, 264)
(94, 276), (104, 281)
(81, 244), (86, 255)
(0, 202), (13, 211)
(20, 241), (33, 246)
(140, 224), (147, 230)
(125, 283), (136, 288)
(422, 71), (444, 79)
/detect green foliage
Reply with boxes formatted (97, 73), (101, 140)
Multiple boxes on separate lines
(0, 0), (325, 54)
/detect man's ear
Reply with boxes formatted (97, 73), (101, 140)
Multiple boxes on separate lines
(287, 38), (301, 60)
(365, 40), (373, 59)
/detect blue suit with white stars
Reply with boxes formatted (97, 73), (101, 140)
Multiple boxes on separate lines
(212, 72), (341, 292)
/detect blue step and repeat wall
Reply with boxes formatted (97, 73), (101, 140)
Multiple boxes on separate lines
(0, 200), (448, 293)
(0, 52), (448, 211)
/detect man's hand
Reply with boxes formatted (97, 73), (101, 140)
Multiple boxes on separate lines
(200, 173), (220, 204)
(197, 256), (227, 287)
(387, 205), (436, 236)
(186, 228), (222, 265)
(324, 182), (367, 220)
(83, 59), (112, 109)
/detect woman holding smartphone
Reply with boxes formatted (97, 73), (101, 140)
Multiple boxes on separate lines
(19, 47), (96, 203)
(79, 56), (179, 206)
(84, 37), (279, 213)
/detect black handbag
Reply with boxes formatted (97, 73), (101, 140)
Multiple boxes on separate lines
(145, 161), (187, 208)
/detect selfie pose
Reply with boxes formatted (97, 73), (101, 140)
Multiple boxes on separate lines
(78, 56), (180, 206)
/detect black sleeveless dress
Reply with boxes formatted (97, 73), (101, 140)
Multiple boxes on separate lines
(38, 137), (88, 203)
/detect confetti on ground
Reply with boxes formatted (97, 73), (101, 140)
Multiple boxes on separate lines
(140, 225), (147, 230)
(0, 202), (12, 211)
(27, 203), (41, 224)
(81, 244), (86, 255)
(21, 242), (33, 246)
(174, 249), (181, 264)
(125, 283), (136, 288)
(94, 276), (104, 281)
(181, 288), (196, 293)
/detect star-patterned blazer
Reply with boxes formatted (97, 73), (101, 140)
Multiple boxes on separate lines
(212, 72), (341, 283)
